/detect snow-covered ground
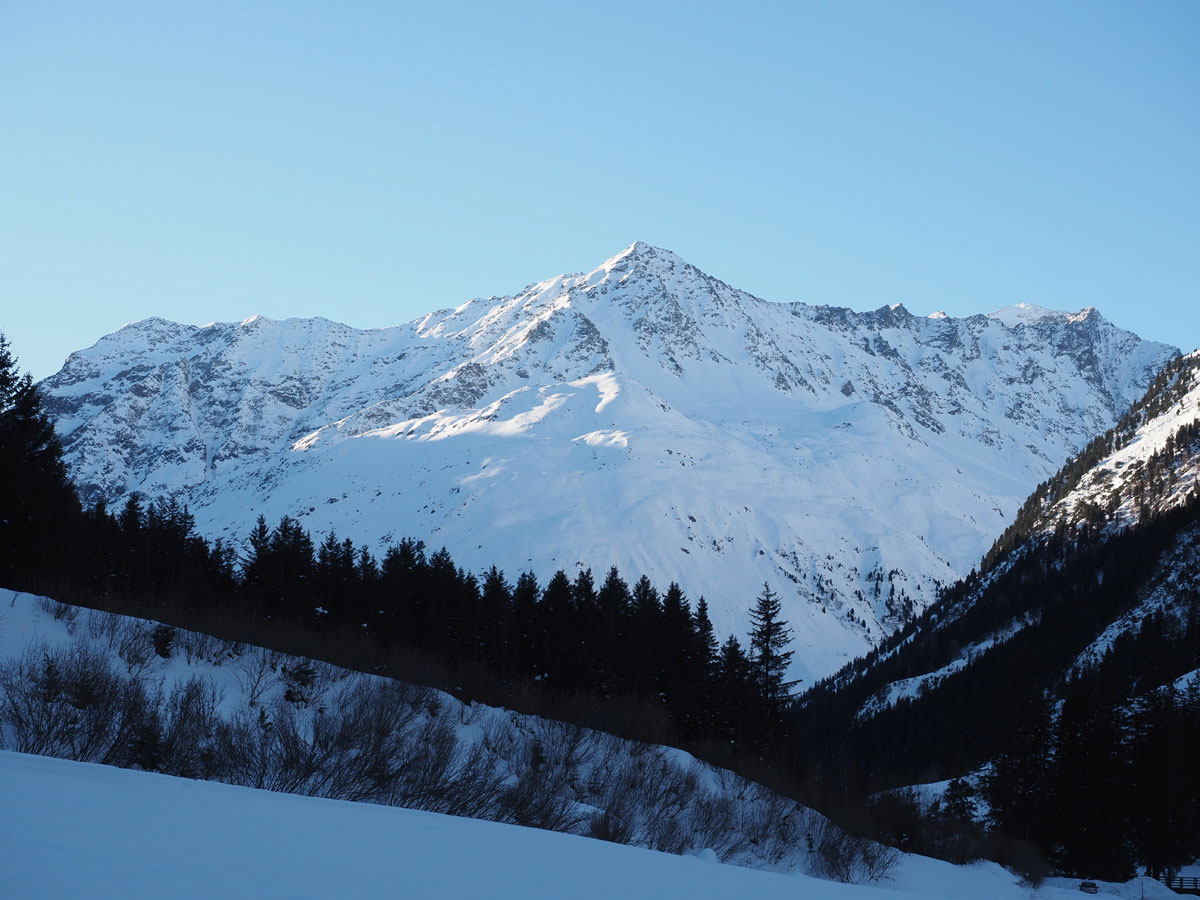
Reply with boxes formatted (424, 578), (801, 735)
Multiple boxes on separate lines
(0, 590), (873, 877)
(2, 750), (1176, 900)
(2, 592), (1186, 898)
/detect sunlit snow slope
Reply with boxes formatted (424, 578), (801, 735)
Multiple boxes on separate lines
(40, 243), (1177, 681)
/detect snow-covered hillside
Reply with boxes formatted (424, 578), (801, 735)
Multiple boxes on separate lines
(39, 243), (1177, 682)
(821, 351), (1200, 730)
(1037, 350), (1200, 532)
(0, 589), (858, 876)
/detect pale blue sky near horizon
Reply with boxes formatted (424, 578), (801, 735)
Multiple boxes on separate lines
(2, 0), (1197, 380)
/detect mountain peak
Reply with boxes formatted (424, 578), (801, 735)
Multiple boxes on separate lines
(1067, 305), (1105, 326)
(38, 245), (1180, 684)
(598, 241), (686, 273)
(986, 302), (1107, 329)
(118, 315), (186, 333)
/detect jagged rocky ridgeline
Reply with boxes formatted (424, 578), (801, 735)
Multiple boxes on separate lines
(40, 243), (1178, 682)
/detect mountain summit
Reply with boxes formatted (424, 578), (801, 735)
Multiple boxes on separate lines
(40, 244), (1178, 681)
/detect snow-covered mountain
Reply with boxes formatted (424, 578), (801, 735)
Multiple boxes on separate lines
(795, 351), (1200, 802)
(1007, 349), (1200, 538)
(39, 243), (1177, 682)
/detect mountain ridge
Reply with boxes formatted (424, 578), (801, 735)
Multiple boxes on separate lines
(40, 243), (1179, 681)
(789, 349), (1200, 878)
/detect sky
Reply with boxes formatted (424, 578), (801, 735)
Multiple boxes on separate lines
(2, 0), (1197, 380)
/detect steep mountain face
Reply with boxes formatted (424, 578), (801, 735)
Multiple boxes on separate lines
(796, 351), (1200, 790)
(40, 243), (1177, 682)
(991, 350), (1200, 548)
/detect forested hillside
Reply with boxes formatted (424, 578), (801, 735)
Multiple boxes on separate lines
(793, 353), (1200, 880)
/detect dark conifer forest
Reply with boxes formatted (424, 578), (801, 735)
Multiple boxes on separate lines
(3, 330), (1199, 881)
(0, 334), (797, 774)
(794, 500), (1200, 880)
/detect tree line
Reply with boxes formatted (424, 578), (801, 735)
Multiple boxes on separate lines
(794, 481), (1200, 880)
(0, 332), (798, 768)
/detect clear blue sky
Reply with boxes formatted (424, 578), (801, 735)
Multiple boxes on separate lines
(2, 0), (1197, 380)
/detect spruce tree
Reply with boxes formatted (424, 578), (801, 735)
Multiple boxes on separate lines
(747, 583), (797, 711)
(714, 635), (753, 744)
(477, 565), (513, 669)
(0, 333), (80, 585)
(511, 571), (541, 677)
(658, 582), (693, 714)
(596, 567), (631, 695)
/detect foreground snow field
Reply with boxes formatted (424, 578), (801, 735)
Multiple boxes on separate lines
(2, 594), (1188, 898)
(0, 750), (1169, 900)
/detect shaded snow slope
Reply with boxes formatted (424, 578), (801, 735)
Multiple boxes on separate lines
(40, 242), (1177, 682)
(2, 589), (889, 878)
(0, 590), (821, 870)
(3, 750), (1166, 900)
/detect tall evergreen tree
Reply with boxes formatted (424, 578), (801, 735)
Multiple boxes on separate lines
(511, 571), (541, 678)
(714, 635), (754, 744)
(595, 567), (631, 695)
(748, 583), (797, 711)
(983, 693), (1056, 857)
(692, 597), (718, 673)
(540, 570), (576, 689)
(658, 581), (693, 713)
(477, 565), (513, 669)
(628, 575), (663, 697)
(1053, 681), (1134, 879)
(0, 333), (80, 585)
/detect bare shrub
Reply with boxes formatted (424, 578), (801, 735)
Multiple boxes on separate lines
(110, 620), (161, 678)
(530, 718), (601, 771)
(498, 727), (589, 833)
(209, 675), (505, 814)
(158, 676), (223, 777)
(177, 629), (238, 666)
(589, 804), (636, 845)
(458, 702), (488, 728)
(232, 646), (285, 706)
(209, 706), (277, 789)
(85, 608), (120, 643)
(0, 641), (136, 763)
(387, 709), (499, 815)
(686, 792), (748, 861)
(737, 784), (804, 864)
(280, 658), (343, 707)
(808, 814), (900, 883)
(434, 739), (508, 819)
(595, 750), (704, 854)
(312, 680), (441, 803)
(480, 714), (520, 760)
(499, 762), (588, 833)
(35, 596), (80, 632)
